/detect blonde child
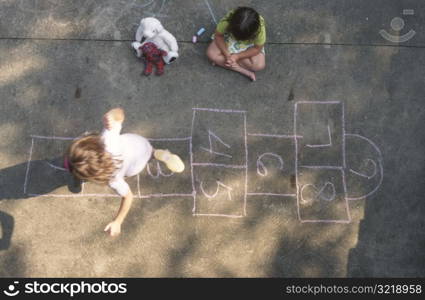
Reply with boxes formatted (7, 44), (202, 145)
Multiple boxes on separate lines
(206, 7), (266, 81)
(65, 108), (184, 237)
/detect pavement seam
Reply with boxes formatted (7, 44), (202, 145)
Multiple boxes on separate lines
(1, 37), (425, 49)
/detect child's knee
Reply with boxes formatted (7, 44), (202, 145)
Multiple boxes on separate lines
(253, 60), (266, 71)
(206, 46), (216, 60)
(206, 50), (220, 63)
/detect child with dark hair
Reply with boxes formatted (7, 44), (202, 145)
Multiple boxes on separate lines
(207, 7), (266, 81)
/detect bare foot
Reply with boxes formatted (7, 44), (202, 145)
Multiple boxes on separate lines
(231, 64), (256, 81)
(246, 71), (256, 82)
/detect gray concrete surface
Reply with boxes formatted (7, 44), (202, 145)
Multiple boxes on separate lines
(0, 0), (424, 277)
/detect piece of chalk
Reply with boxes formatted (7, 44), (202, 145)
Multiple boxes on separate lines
(192, 35), (197, 43)
(197, 28), (206, 36)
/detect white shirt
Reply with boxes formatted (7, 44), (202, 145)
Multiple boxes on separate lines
(101, 122), (152, 196)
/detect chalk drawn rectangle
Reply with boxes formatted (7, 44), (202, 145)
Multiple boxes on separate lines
(191, 108), (247, 166)
(192, 166), (246, 217)
(295, 101), (344, 167)
(25, 138), (77, 196)
(297, 168), (350, 223)
(138, 138), (193, 196)
(247, 134), (296, 196)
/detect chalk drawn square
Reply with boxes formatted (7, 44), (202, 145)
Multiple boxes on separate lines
(193, 166), (246, 217)
(247, 135), (296, 196)
(191, 109), (247, 166)
(297, 168), (350, 223)
(138, 139), (193, 197)
(25, 138), (76, 196)
(295, 102), (344, 168)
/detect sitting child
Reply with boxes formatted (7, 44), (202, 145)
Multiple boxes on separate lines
(65, 108), (184, 237)
(206, 6), (266, 81)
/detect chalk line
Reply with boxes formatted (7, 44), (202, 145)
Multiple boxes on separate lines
(200, 148), (233, 158)
(295, 102), (352, 223)
(248, 133), (302, 139)
(300, 182), (336, 204)
(23, 138), (34, 194)
(204, 0), (217, 25)
(28, 193), (118, 198)
(349, 159), (377, 179)
(247, 193), (296, 197)
(146, 161), (174, 178)
(30, 135), (75, 140)
(190, 110), (197, 213)
(133, 0), (155, 9)
(256, 152), (284, 177)
(81, 182), (85, 194)
(299, 165), (343, 170)
(193, 213), (243, 218)
(344, 133), (384, 201)
(306, 125), (332, 148)
(137, 174), (141, 198)
(298, 169), (351, 223)
(243, 113), (248, 216)
(192, 107), (246, 114)
(148, 137), (191, 141)
(342, 168), (352, 222)
(29, 192), (194, 199)
(192, 163), (245, 169)
(294, 102), (301, 222)
(199, 181), (233, 201)
(45, 161), (67, 172)
(200, 129), (233, 158)
(300, 219), (351, 224)
(342, 101), (346, 168)
(138, 193), (194, 199)
(296, 101), (340, 105)
(157, 0), (167, 16)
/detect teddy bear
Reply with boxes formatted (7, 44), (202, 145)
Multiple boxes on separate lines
(139, 42), (168, 76)
(131, 17), (179, 65)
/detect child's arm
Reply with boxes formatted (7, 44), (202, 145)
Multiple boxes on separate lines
(214, 31), (231, 59)
(104, 190), (134, 237)
(103, 108), (125, 131)
(102, 108), (125, 156)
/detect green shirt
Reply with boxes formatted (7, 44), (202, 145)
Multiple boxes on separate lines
(216, 10), (266, 46)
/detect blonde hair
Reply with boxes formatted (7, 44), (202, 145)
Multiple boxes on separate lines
(66, 133), (119, 183)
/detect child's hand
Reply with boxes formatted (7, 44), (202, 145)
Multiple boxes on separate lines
(103, 108), (125, 130)
(104, 220), (121, 237)
(225, 54), (239, 68)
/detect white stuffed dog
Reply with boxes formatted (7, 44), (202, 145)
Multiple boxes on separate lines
(132, 17), (179, 64)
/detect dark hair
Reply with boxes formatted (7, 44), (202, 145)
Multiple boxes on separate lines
(227, 7), (260, 41)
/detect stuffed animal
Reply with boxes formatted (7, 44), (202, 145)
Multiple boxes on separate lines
(131, 17), (178, 64)
(139, 42), (167, 76)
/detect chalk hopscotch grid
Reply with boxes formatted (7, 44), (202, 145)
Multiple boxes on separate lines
(295, 101), (351, 223)
(25, 135), (195, 200)
(247, 133), (298, 198)
(191, 108), (248, 218)
(23, 138), (34, 195)
(24, 104), (383, 222)
(344, 133), (384, 201)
